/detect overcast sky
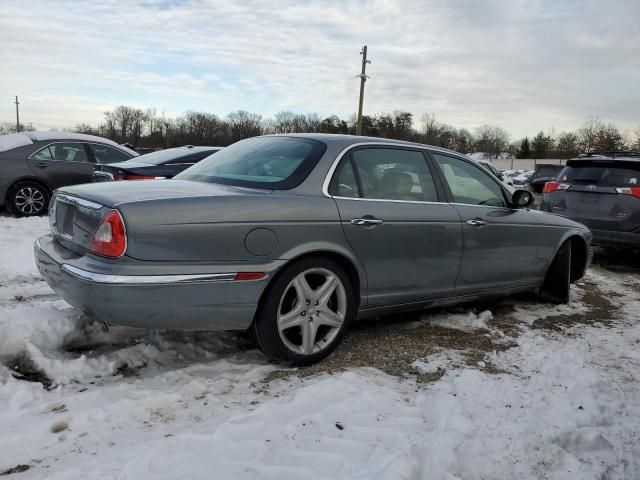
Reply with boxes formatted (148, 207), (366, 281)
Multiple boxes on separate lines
(0, 0), (638, 138)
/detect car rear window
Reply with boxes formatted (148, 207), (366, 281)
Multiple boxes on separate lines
(560, 161), (640, 187)
(534, 165), (563, 177)
(175, 137), (327, 189)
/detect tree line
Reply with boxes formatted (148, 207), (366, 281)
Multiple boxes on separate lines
(3, 105), (638, 158)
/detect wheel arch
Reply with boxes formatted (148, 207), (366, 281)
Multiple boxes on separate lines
(256, 249), (366, 323)
(550, 231), (589, 283)
(568, 235), (589, 283)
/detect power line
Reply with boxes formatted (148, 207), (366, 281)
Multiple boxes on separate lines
(356, 45), (371, 136)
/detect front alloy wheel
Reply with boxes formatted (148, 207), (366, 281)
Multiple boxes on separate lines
(8, 182), (50, 217)
(252, 257), (355, 365)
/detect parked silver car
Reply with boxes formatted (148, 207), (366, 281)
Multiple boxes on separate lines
(35, 134), (591, 364)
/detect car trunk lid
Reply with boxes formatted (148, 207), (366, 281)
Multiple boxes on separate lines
(50, 180), (273, 256)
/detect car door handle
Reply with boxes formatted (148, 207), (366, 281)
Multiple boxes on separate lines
(466, 219), (487, 226)
(351, 218), (384, 226)
(35, 162), (49, 168)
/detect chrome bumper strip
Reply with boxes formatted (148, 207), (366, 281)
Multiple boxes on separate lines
(61, 264), (237, 285)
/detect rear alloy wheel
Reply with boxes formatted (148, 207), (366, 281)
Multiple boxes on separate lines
(8, 181), (50, 217)
(252, 257), (355, 365)
(540, 240), (571, 304)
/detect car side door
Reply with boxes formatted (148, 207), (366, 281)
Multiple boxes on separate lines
(430, 152), (544, 294)
(328, 146), (462, 309)
(27, 142), (95, 189)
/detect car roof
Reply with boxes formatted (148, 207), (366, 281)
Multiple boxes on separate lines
(171, 146), (222, 151)
(569, 154), (640, 162)
(0, 131), (129, 153)
(267, 133), (467, 157)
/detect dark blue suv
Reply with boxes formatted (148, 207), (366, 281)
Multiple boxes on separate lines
(540, 153), (640, 249)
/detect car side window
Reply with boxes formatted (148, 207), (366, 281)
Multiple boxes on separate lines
(433, 153), (506, 207)
(44, 143), (89, 162)
(31, 146), (54, 161)
(90, 144), (131, 164)
(333, 159), (360, 198)
(350, 148), (437, 202)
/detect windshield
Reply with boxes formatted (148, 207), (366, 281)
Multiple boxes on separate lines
(175, 136), (327, 189)
(560, 162), (640, 187)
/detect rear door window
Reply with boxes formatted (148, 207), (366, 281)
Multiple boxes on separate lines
(35, 143), (89, 162)
(331, 148), (438, 202)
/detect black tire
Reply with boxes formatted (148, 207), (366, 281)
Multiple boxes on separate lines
(251, 256), (356, 366)
(7, 181), (50, 217)
(540, 240), (571, 304)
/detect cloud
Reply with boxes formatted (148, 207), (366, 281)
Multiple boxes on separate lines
(0, 0), (638, 137)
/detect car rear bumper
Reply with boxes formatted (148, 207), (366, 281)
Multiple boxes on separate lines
(34, 235), (270, 331)
(589, 229), (640, 248)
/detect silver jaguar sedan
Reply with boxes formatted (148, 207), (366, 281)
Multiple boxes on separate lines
(35, 134), (591, 365)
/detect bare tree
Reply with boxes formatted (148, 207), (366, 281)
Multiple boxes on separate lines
(227, 111), (263, 142)
(474, 125), (510, 158)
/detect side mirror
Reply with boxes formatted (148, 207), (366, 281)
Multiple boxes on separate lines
(512, 189), (534, 208)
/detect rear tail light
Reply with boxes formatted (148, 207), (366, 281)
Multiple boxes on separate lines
(543, 181), (570, 193)
(89, 210), (127, 258)
(616, 187), (640, 199)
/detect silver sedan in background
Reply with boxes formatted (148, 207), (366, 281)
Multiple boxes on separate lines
(35, 134), (591, 365)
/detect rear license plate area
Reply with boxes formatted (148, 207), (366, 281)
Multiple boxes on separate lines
(579, 193), (599, 206)
(55, 202), (76, 238)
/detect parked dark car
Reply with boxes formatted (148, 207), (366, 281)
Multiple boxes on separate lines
(35, 134), (591, 365)
(530, 164), (565, 193)
(540, 154), (640, 248)
(0, 131), (137, 216)
(93, 146), (223, 182)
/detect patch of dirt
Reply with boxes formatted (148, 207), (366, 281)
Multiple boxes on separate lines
(5, 352), (52, 389)
(531, 279), (619, 331)
(0, 465), (30, 476)
(265, 276), (622, 384)
(264, 306), (516, 384)
(50, 420), (69, 434)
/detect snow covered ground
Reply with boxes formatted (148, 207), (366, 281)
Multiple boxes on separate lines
(1, 215), (639, 479)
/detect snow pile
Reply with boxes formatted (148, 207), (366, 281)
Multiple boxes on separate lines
(412, 350), (470, 374)
(423, 309), (493, 331)
(0, 132), (33, 152)
(1, 216), (639, 479)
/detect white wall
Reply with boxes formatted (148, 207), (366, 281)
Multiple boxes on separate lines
(488, 158), (567, 171)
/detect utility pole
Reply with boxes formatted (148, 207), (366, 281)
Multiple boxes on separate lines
(14, 96), (20, 132)
(356, 45), (371, 136)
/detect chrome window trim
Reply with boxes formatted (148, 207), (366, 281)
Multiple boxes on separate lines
(28, 141), (91, 162)
(28, 141), (134, 162)
(61, 264), (239, 285)
(56, 193), (103, 210)
(321, 141), (457, 205)
(450, 202), (514, 210)
(330, 196), (447, 206)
